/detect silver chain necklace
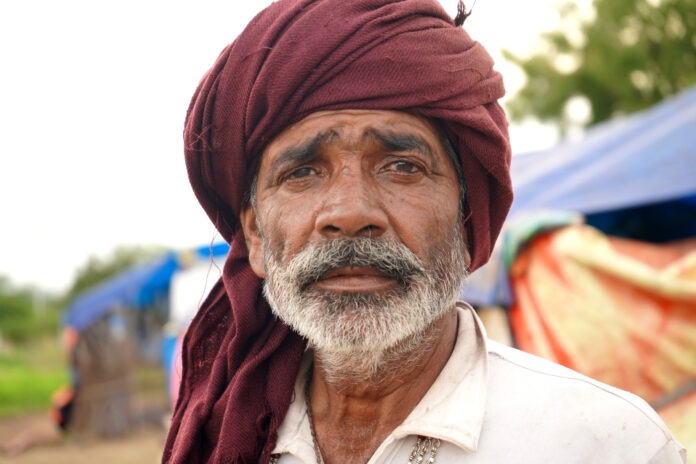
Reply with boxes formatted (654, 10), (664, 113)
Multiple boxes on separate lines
(268, 371), (442, 464)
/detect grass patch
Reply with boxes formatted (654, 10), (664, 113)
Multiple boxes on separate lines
(0, 338), (68, 418)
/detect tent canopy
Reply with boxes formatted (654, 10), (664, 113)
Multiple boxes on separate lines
(63, 244), (231, 332)
(63, 253), (179, 332)
(509, 85), (696, 217)
(462, 85), (696, 307)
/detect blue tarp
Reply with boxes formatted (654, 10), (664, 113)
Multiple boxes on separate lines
(63, 243), (231, 332)
(462, 85), (696, 307)
(63, 253), (179, 331)
(509, 85), (696, 217)
(192, 242), (230, 260)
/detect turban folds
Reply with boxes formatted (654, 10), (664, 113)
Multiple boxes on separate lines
(163, 1), (512, 463)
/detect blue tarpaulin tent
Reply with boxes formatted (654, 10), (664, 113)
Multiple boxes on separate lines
(63, 253), (179, 332)
(509, 84), (696, 218)
(63, 243), (231, 332)
(462, 85), (696, 306)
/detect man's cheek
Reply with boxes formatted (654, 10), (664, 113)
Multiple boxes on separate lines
(261, 230), (288, 265)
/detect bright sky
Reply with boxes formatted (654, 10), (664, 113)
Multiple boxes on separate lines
(0, 0), (566, 293)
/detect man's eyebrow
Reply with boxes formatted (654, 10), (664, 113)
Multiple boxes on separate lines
(268, 130), (338, 178)
(365, 129), (435, 161)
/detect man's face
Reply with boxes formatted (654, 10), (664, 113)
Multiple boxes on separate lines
(241, 109), (470, 362)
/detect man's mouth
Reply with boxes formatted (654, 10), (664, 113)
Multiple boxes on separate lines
(321, 266), (389, 279)
(313, 266), (397, 293)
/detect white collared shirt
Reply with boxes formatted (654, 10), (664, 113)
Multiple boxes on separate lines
(272, 303), (686, 463)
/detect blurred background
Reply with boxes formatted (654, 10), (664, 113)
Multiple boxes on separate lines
(1, 0), (694, 462)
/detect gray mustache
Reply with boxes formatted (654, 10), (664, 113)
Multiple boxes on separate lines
(289, 238), (426, 291)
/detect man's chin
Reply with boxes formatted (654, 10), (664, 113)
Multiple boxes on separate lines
(309, 321), (441, 385)
(302, 311), (434, 354)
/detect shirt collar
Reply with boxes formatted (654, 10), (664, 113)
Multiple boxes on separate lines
(273, 302), (489, 456)
(393, 302), (488, 452)
(273, 353), (315, 461)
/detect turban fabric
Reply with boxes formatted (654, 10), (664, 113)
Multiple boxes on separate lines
(163, 0), (512, 463)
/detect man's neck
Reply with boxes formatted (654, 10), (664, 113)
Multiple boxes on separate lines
(308, 307), (459, 464)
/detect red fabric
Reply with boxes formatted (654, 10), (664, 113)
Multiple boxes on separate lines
(164, 1), (512, 463)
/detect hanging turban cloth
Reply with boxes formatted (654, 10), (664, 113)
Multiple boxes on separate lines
(163, 0), (512, 462)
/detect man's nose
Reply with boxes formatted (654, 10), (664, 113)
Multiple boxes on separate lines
(315, 171), (388, 239)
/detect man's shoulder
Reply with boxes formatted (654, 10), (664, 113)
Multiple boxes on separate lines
(485, 339), (666, 426)
(485, 339), (655, 411)
(478, 340), (686, 463)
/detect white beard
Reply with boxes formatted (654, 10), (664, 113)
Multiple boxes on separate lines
(261, 231), (469, 384)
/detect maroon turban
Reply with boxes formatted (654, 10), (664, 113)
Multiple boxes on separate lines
(163, 1), (512, 463)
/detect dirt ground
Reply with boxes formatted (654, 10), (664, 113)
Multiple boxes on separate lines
(0, 413), (167, 464)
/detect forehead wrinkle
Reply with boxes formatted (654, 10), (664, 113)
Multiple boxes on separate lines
(363, 128), (436, 163)
(267, 129), (340, 179)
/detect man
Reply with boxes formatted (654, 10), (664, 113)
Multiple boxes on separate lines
(163, 0), (686, 463)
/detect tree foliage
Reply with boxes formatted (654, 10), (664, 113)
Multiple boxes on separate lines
(0, 277), (60, 344)
(0, 277), (34, 344)
(504, 0), (696, 132)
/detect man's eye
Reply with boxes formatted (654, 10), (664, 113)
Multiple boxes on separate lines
(385, 160), (423, 175)
(283, 166), (317, 181)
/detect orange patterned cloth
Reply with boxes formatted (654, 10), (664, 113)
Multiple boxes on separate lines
(509, 225), (696, 449)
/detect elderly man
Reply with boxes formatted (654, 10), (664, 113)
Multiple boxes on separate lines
(163, 1), (685, 463)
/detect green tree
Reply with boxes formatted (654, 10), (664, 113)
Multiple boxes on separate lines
(65, 245), (167, 301)
(0, 277), (34, 344)
(0, 277), (60, 344)
(504, 0), (696, 133)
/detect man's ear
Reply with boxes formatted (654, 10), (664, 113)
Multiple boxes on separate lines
(240, 205), (265, 278)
